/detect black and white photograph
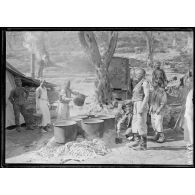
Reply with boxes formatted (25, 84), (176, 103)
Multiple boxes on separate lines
(1, 28), (194, 167)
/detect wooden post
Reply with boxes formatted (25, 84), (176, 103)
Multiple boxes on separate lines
(31, 53), (35, 78)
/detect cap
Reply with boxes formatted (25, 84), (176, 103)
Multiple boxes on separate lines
(135, 68), (146, 78)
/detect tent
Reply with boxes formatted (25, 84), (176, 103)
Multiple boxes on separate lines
(6, 61), (56, 128)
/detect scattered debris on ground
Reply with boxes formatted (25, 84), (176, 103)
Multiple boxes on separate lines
(36, 137), (110, 163)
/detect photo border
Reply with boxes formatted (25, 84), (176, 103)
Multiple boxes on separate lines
(1, 27), (194, 168)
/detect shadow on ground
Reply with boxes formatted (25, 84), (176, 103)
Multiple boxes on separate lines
(148, 146), (186, 151)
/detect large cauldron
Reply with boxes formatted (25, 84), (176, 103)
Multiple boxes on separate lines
(96, 114), (115, 131)
(81, 118), (104, 139)
(54, 120), (77, 144)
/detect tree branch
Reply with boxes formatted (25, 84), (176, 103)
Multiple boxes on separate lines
(78, 31), (102, 67)
(103, 31), (118, 68)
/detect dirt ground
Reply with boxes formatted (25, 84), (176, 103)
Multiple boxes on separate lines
(5, 125), (192, 165)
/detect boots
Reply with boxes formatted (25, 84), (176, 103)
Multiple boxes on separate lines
(152, 131), (159, 141)
(26, 124), (34, 130)
(156, 133), (165, 143)
(132, 135), (147, 151)
(127, 134), (141, 148)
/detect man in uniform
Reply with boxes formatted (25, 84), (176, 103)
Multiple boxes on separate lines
(8, 77), (32, 132)
(128, 68), (150, 150)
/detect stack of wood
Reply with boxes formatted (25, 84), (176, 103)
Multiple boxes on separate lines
(25, 87), (37, 126)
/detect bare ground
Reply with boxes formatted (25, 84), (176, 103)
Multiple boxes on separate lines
(5, 125), (191, 165)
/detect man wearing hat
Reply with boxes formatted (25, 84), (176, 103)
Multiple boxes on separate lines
(128, 68), (150, 150)
(8, 77), (32, 132)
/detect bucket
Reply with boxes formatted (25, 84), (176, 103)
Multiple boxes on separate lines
(96, 114), (115, 131)
(81, 118), (104, 138)
(73, 94), (87, 106)
(54, 120), (77, 144)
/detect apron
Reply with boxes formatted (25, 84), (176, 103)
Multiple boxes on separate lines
(36, 87), (51, 126)
(57, 89), (71, 120)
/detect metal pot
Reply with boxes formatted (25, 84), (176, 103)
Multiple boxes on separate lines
(70, 117), (85, 137)
(81, 118), (104, 138)
(76, 115), (89, 120)
(54, 120), (77, 144)
(96, 115), (115, 131)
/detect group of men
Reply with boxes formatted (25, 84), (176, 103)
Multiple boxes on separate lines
(116, 62), (193, 151)
(8, 79), (51, 132)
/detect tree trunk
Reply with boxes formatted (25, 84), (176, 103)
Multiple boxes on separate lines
(144, 31), (154, 67)
(79, 31), (118, 105)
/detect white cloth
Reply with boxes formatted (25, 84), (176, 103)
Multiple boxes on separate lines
(57, 102), (70, 121)
(132, 80), (149, 135)
(151, 113), (164, 133)
(184, 89), (193, 145)
(132, 101), (148, 135)
(36, 86), (51, 127)
(56, 89), (71, 121)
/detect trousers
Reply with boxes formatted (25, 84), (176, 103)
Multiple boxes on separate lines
(151, 113), (164, 133)
(13, 103), (29, 126)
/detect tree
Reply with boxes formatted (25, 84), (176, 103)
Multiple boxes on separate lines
(78, 31), (118, 105)
(144, 31), (154, 68)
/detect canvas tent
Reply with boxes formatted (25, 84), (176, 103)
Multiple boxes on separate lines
(6, 61), (56, 128)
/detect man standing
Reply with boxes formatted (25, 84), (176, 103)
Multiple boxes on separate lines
(184, 89), (193, 148)
(128, 68), (150, 150)
(150, 86), (167, 143)
(36, 80), (51, 132)
(8, 77), (32, 132)
(152, 61), (168, 89)
(184, 89), (193, 164)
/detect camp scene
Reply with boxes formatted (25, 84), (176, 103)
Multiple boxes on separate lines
(5, 30), (193, 165)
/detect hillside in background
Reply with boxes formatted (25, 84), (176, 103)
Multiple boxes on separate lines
(6, 31), (193, 78)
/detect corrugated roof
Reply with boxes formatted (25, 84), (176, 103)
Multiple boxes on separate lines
(6, 61), (56, 88)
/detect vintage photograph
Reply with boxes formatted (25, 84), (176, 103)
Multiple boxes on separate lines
(3, 29), (194, 166)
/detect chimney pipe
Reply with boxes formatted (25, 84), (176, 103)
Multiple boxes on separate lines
(31, 53), (35, 78)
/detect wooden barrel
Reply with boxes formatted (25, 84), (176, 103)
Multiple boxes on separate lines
(54, 120), (77, 144)
(81, 118), (104, 138)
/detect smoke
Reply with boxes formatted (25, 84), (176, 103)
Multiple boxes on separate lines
(23, 31), (48, 61)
